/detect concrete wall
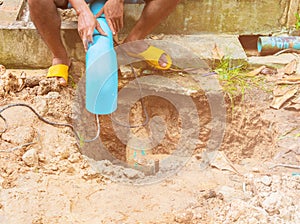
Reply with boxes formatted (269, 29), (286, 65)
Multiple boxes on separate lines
(0, 23), (85, 68)
(123, 0), (300, 35)
(1, 0), (300, 68)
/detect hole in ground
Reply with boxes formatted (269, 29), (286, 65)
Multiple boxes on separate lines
(92, 91), (276, 165)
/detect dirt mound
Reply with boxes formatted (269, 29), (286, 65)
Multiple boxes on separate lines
(0, 63), (299, 223)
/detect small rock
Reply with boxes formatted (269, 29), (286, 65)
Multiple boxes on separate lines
(66, 166), (75, 174)
(261, 192), (282, 215)
(37, 79), (60, 95)
(34, 96), (48, 116)
(55, 147), (70, 160)
(38, 153), (46, 162)
(0, 64), (5, 75)
(119, 65), (139, 78)
(57, 160), (72, 172)
(68, 152), (81, 163)
(1, 126), (35, 145)
(45, 164), (58, 171)
(81, 168), (101, 180)
(252, 167), (260, 173)
(80, 160), (90, 169)
(22, 148), (38, 167)
(0, 176), (4, 187)
(261, 175), (272, 186)
(217, 186), (237, 202)
(0, 87), (5, 97)
(1, 72), (19, 93)
(45, 91), (60, 99)
(203, 189), (217, 199)
(29, 86), (39, 95)
(174, 211), (193, 223)
(248, 217), (259, 224)
(123, 168), (144, 179)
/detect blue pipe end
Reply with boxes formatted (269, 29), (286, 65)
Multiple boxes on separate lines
(257, 37), (262, 53)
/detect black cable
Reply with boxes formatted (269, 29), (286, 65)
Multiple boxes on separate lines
(0, 114), (8, 133)
(0, 64), (148, 147)
(0, 103), (100, 143)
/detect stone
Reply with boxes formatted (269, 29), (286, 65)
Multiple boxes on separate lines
(33, 96), (48, 116)
(45, 91), (60, 99)
(55, 147), (70, 160)
(217, 186), (238, 202)
(22, 148), (38, 167)
(44, 164), (58, 172)
(248, 217), (259, 224)
(248, 53), (298, 67)
(174, 210), (193, 223)
(261, 176), (272, 186)
(38, 153), (46, 162)
(68, 152), (81, 163)
(123, 168), (143, 179)
(1, 126), (35, 145)
(261, 192), (282, 215)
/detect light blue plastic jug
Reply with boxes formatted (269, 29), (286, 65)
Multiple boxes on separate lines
(86, 0), (118, 115)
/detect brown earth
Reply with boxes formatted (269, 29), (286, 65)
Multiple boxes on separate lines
(0, 60), (299, 223)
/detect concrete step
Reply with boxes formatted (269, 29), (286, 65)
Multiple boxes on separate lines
(0, 0), (25, 22)
(0, 20), (247, 68)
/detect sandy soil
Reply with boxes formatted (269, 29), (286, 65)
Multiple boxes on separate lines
(0, 61), (299, 224)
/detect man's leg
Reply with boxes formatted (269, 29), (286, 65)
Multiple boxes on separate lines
(125, 0), (180, 42)
(123, 0), (180, 67)
(28, 0), (70, 85)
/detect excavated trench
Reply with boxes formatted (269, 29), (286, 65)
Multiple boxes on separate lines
(74, 70), (276, 175)
(5, 4), (277, 178)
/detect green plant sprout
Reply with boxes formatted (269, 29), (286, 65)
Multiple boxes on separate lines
(295, 12), (300, 30)
(78, 133), (85, 148)
(213, 56), (268, 111)
(68, 74), (77, 89)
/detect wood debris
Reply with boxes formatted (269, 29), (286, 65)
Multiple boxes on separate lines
(277, 59), (297, 76)
(270, 87), (298, 110)
(246, 65), (266, 77)
(210, 151), (241, 175)
(257, 57), (300, 110)
(284, 94), (300, 111)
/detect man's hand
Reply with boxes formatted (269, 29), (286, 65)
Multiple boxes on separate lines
(77, 8), (107, 51)
(95, 0), (124, 35)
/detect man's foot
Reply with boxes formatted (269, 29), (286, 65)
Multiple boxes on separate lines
(48, 57), (71, 86)
(123, 41), (170, 69)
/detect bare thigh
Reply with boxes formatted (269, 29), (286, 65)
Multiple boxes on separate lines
(54, 0), (69, 9)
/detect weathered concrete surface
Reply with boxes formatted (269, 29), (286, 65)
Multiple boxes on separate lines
(0, 0), (297, 68)
(0, 22), (246, 68)
(123, 0), (299, 35)
(0, 0), (25, 22)
(0, 22), (85, 68)
(248, 53), (298, 68)
(163, 35), (247, 62)
(2, 0), (300, 34)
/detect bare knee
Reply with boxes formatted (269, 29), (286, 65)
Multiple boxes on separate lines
(28, 0), (68, 9)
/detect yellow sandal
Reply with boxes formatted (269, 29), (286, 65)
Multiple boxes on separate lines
(127, 45), (172, 70)
(46, 64), (69, 86)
